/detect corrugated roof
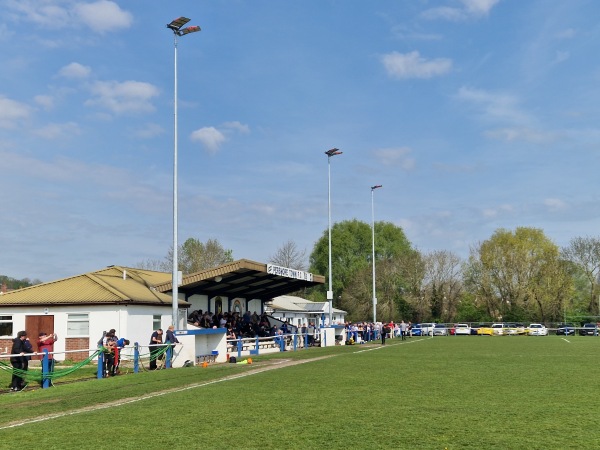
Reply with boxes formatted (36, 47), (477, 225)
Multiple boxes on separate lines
(270, 295), (345, 314)
(155, 259), (326, 300)
(0, 266), (180, 306)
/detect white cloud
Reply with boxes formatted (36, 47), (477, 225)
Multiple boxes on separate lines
(33, 122), (81, 140)
(222, 121), (250, 133)
(58, 62), (92, 79)
(0, 96), (32, 128)
(484, 127), (559, 144)
(73, 1), (133, 33)
(373, 147), (415, 170)
(382, 51), (452, 79)
(481, 204), (513, 218)
(422, 0), (500, 21)
(190, 127), (226, 154)
(34, 94), (54, 110)
(457, 86), (531, 124)
(553, 50), (570, 64)
(133, 123), (165, 139)
(5, 0), (132, 33)
(86, 80), (159, 115)
(556, 28), (576, 39)
(544, 198), (567, 211)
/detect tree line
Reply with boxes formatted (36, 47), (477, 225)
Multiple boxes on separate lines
(136, 224), (600, 325)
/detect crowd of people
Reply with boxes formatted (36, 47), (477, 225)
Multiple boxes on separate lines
(345, 320), (413, 345)
(9, 329), (58, 392)
(98, 329), (130, 377)
(148, 325), (180, 370)
(188, 309), (302, 341)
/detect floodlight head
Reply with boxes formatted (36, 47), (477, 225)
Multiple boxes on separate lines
(325, 148), (342, 157)
(371, 185), (383, 190)
(177, 25), (201, 36)
(167, 17), (191, 31)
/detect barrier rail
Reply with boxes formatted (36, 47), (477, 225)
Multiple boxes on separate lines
(0, 342), (176, 390)
(226, 332), (311, 359)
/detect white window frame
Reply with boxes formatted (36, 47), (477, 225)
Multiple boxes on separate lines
(152, 314), (162, 331)
(67, 313), (90, 337)
(0, 315), (13, 337)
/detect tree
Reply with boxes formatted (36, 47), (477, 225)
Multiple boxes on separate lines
(136, 237), (234, 275)
(561, 236), (600, 314)
(464, 227), (572, 322)
(309, 219), (415, 319)
(269, 240), (307, 270)
(422, 250), (463, 322)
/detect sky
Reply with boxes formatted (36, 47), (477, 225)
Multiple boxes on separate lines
(2, 0), (600, 282)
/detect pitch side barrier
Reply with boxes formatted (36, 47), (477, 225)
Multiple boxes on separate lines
(0, 342), (175, 391)
(226, 332), (313, 359)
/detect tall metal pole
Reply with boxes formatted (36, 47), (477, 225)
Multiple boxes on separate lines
(166, 17), (200, 327)
(325, 148), (342, 326)
(172, 31), (179, 328)
(370, 185), (381, 322)
(327, 156), (333, 326)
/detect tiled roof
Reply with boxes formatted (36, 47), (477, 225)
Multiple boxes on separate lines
(0, 266), (182, 306)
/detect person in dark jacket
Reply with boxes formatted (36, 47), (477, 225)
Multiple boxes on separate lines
(10, 331), (28, 391)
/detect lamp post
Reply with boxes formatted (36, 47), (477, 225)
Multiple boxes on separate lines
(371, 184), (382, 322)
(166, 17), (200, 327)
(325, 148), (342, 326)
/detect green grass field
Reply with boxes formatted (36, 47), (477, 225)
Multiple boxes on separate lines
(1, 335), (598, 449)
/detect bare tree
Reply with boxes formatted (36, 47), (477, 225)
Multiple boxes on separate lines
(269, 240), (307, 270)
(562, 236), (600, 314)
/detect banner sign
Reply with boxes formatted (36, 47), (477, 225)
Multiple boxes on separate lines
(267, 264), (314, 282)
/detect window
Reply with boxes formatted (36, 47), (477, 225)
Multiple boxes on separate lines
(0, 316), (13, 336)
(67, 313), (89, 336)
(153, 315), (162, 331)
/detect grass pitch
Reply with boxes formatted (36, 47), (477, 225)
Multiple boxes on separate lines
(1, 335), (598, 449)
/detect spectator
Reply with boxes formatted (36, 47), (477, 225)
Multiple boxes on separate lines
(103, 338), (117, 377)
(114, 338), (130, 375)
(165, 325), (180, 365)
(37, 331), (58, 373)
(10, 331), (28, 392)
(149, 329), (164, 370)
(400, 321), (408, 341)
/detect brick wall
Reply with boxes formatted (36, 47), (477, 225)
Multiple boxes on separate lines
(0, 338), (12, 354)
(65, 337), (91, 362)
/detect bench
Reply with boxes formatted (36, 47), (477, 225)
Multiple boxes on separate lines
(196, 354), (217, 364)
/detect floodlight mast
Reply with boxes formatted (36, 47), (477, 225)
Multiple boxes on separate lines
(325, 148), (342, 327)
(371, 184), (382, 323)
(166, 17), (200, 328)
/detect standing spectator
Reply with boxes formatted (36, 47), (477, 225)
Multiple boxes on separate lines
(165, 325), (180, 365)
(37, 331), (58, 373)
(103, 338), (117, 377)
(113, 338), (130, 375)
(400, 321), (408, 341)
(23, 337), (34, 371)
(10, 331), (28, 391)
(149, 328), (163, 370)
(381, 323), (389, 345)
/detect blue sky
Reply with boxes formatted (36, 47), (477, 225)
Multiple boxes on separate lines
(2, 0), (600, 282)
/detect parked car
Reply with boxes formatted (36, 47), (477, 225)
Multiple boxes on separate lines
(470, 324), (482, 335)
(433, 324), (448, 336)
(556, 323), (575, 336)
(579, 323), (598, 336)
(477, 325), (494, 336)
(420, 323), (435, 336)
(505, 323), (527, 335)
(454, 324), (471, 335)
(491, 323), (508, 335)
(527, 323), (548, 336)
(410, 324), (422, 336)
